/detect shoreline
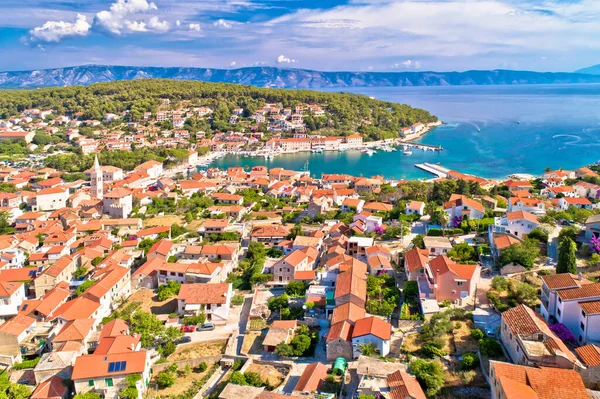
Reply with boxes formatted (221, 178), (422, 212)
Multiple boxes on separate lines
(399, 121), (444, 143)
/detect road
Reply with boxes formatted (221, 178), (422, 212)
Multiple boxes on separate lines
(235, 295), (253, 355)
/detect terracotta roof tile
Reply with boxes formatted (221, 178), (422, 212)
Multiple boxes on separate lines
(575, 344), (600, 367)
(352, 316), (392, 340)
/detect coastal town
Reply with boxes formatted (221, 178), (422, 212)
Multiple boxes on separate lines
(1, 84), (600, 399)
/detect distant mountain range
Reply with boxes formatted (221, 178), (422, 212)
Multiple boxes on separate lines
(2, 65), (600, 89)
(576, 64), (600, 75)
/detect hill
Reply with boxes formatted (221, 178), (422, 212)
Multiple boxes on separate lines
(0, 79), (437, 141)
(575, 64), (600, 75)
(2, 65), (600, 89)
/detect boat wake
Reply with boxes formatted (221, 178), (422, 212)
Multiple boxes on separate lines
(552, 134), (582, 146)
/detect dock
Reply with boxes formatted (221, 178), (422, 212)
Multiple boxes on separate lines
(414, 163), (450, 179)
(402, 143), (443, 151)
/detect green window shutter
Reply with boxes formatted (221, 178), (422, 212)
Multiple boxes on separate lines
(88, 380), (94, 387)
(105, 378), (113, 387)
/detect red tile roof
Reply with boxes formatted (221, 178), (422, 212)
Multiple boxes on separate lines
(575, 344), (600, 367)
(352, 316), (392, 340)
(294, 362), (328, 392)
(72, 350), (147, 380)
(177, 283), (230, 305)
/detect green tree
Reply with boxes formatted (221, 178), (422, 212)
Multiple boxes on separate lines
(285, 281), (307, 297)
(267, 294), (289, 311)
(557, 237), (577, 274)
(500, 238), (541, 269)
(410, 359), (445, 397)
(156, 371), (176, 388)
(447, 242), (476, 263)
(130, 311), (166, 347)
(73, 393), (102, 399)
(157, 280), (181, 301)
(411, 234), (425, 249)
(75, 280), (96, 297)
(290, 334), (311, 356)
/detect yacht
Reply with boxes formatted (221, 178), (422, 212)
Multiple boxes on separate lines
(403, 146), (413, 155)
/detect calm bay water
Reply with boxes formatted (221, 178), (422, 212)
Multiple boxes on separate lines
(211, 84), (600, 179)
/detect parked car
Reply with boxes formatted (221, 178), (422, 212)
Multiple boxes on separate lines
(180, 325), (196, 333)
(197, 322), (215, 331)
(178, 336), (192, 344)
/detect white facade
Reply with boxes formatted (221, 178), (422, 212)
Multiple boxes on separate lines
(352, 334), (390, 358)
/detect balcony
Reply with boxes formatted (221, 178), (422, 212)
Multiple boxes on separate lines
(418, 276), (435, 300)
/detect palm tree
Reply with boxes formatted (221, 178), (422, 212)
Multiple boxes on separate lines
(358, 342), (378, 357)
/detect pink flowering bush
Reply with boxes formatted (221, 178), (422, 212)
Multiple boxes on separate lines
(549, 323), (576, 343)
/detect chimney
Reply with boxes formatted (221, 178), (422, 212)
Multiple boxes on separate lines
(578, 273), (583, 281)
(130, 343), (134, 352)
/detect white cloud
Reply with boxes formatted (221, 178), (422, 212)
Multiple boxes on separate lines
(392, 60), (421, 69)
(213, 19), (233, 29)
(94, 0), (167, 35)
(175, 20), (181, 27)
(28, 13), (91, 43)
(147, 16), (170, 32)
(230, 61), (237, 66)
(189, 23), (201, 32)
(277, 55), (297, 63)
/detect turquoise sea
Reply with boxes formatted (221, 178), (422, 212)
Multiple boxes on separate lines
(211, 84), (600, 179)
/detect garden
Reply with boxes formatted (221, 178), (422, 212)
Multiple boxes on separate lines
(486, 275), (540, 312)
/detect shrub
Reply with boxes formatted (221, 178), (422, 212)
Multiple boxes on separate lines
(421, 343), (447, 358)
(479, 338), (503, 357)
(231, 294), (244, 306)
(491, 276), (509, 292)
(460, 352), (479, 371)
(470, 329), (484, 340)
(410, 359), (445, 397)
(285, 281), (308, 297)
(156, 371), (176, 388)
(12, 357), (40, 370)
(537, 269), (553, 276)
(403, 281), (419, 297)
(197, 362), (208, 372)
(460, 370), (477, 385)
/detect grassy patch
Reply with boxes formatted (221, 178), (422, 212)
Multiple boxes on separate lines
(168, 340), (227, 361)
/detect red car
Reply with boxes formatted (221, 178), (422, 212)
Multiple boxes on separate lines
(180, 325), (195, 333)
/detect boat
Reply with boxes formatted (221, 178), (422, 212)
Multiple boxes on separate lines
(311, 148), (323, 153)
(367, 149), (376, 156)
(403, 146), (412, 155)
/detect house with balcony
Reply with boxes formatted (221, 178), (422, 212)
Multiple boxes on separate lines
(540, 273), (600, 344)
(417, 255), (480, 316)
(540, 273), (592, 324)
(490, 210), (540, 239)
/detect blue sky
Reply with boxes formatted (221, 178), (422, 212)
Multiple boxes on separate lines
(0, 0), (598, 72)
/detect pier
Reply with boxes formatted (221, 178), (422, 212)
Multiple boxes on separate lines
(414, 162), (450, 179)
(401, 143), (443, 151)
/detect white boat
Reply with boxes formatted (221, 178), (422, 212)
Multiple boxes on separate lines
(403, 146), (412, 155)
(311, 148), (323, 153)
(367, 149), (376, 156)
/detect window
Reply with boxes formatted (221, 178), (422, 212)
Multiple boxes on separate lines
(558, 297), (562, 303)
(557, 308), (561, 316)
(581, 322), (585, 331)
(457, 282), (463, 287)
(582, 310), (587, 318)
(105, 378), (113, 387)
(88, 380), (94, 387)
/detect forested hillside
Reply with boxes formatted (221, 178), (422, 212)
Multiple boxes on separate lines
(0, 79), (436, 139)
